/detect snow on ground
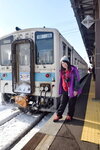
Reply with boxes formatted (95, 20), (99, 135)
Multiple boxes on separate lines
(0, 93), (1, 105)
(0, 92), (54, 150)
(11, 113), (53, 150)
(0, 113), (41, 150)
(0, 106), (20, 126)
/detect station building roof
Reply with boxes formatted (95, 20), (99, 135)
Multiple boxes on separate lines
(70, 0), (97, 59)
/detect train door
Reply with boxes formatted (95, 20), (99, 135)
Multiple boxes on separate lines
(12, 39), (34, 94)
(0, 36), (13, 94)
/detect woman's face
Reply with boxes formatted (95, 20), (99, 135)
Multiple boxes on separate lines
(61, 62), (68, 69)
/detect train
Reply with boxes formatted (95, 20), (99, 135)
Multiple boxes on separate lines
(0, 27), (88, 112)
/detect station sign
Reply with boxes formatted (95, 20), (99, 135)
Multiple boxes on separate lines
(81, 15), (94, 29)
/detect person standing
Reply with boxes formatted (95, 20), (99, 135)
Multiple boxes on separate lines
(53, 56), (81, 122)
(92, 66), (95, 81)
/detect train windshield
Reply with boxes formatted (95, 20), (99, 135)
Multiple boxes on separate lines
(16, 43), (30, 66)
(35, 32), (54, 64)
(1, 44), (11, 66)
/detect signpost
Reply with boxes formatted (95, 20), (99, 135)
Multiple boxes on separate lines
(81, 15), (94, 29)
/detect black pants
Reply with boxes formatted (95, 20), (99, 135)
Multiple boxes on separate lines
(57, 91), (77, 118)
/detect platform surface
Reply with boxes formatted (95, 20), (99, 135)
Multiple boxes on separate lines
(22, 75), (99, 150)
(81, 79), (100, 144)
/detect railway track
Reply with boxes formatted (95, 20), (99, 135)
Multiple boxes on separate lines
(0, 105), (51, 150)
(0, 106), (20, 126)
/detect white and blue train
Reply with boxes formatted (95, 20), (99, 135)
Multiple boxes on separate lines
(0, 28), (88, 112)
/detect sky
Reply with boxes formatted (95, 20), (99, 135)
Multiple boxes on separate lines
(0, 0), (90, 65)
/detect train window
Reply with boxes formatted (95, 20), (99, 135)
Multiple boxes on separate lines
(1, 44), (11, 66)
(35, 32), (54, 64)
(74, 58), (77, 65)
(16, 43), (30, 66)
(68, 47), (71, 63)
(62, 42), (66, 55)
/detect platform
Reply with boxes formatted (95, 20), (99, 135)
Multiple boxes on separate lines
(22, 75), (100, 150)
(81, 78), (100, 144)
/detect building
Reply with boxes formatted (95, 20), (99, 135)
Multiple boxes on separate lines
(70, 0), (100, 99)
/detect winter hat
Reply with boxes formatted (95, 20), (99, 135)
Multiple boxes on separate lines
(60, 56), (69, 62)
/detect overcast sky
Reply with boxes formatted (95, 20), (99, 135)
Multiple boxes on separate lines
(0, 0), (90, 65)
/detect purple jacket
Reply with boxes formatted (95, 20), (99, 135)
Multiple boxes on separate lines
(59, 66), (81, 98)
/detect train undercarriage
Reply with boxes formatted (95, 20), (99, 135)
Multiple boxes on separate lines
(2, 92), (57, 113)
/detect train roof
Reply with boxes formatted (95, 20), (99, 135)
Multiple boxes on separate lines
(0, 27), (60, 40)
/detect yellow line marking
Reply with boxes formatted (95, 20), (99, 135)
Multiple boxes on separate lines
(81, 80), (100, 144)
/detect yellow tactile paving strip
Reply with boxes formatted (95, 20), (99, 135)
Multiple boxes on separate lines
(81, 80), (100, 144)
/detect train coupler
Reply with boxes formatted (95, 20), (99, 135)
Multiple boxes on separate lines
(13, 94), (28, 108)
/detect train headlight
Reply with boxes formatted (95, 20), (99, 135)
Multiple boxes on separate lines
(45, 73), (50, 78)
(2, 73), (7, 78)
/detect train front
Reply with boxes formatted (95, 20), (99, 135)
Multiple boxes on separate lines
(0, 29), (59, 112)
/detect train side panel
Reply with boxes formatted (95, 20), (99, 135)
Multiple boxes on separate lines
(72, 49), (88, 79)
